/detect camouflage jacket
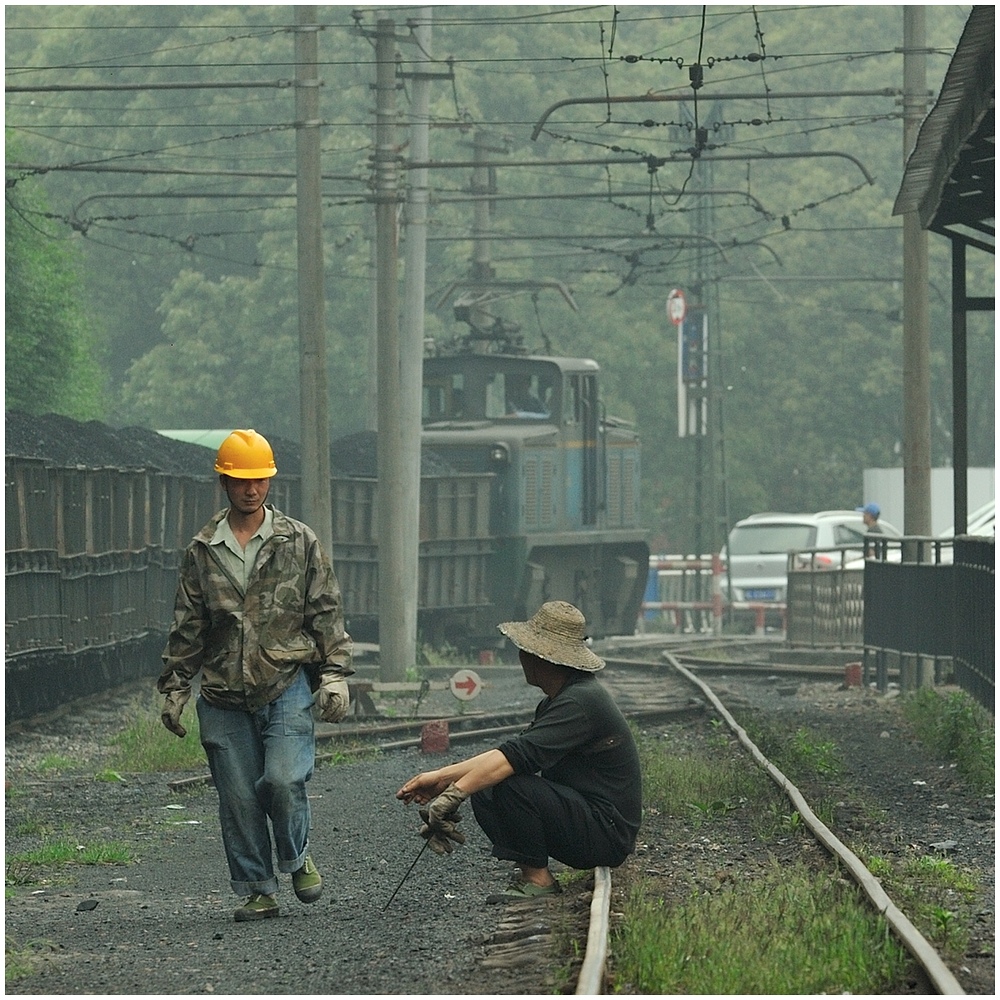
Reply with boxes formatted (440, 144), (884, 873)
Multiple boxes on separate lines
(158, 505), (353, 712)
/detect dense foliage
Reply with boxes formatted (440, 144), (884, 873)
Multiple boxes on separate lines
(5, 138), (104, 418)
(4, 5), (992, 551)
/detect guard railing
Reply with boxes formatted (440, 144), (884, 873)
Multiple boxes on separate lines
(788, 534), (993, 711)
(640, 555), (786, 636)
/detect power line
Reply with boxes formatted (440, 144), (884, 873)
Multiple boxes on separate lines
(6, 47), (928, 75)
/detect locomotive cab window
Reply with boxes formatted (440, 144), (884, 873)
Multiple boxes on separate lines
(485, 372), (507, 419)
(564, 373), (595, 426)
(505, 372), (552, 418)
(564, 377), (578, 425)
(423, 374), (465, 421)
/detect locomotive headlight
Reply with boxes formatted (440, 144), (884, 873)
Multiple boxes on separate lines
(489, 442), (509, 464)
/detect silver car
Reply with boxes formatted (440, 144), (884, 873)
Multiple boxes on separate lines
(722, 510), (901, 623)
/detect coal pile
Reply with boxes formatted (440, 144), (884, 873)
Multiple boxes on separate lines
(330, 430), (456, 477)
(5, 413), (455, 478)
(5, 411), (218, 477)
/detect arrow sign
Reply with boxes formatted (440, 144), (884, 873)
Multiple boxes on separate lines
(449, 669), (482, 701)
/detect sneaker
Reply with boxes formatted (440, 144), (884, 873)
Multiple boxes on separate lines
(234, 893), (279, 922)
(292, 856), (323, 903)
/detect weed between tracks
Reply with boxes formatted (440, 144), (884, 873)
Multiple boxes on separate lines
(609, 690), (992, 995)
(613, 862), (910, 994)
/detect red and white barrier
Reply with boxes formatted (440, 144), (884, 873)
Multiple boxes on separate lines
(641, 554), (786, 635)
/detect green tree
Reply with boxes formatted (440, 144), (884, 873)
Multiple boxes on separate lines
(117, 229), (372, 437)
(5, 153), (104, 419)
(5, 7), (986, 554)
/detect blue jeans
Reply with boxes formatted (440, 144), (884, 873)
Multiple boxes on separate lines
(197, 669), (315, 896)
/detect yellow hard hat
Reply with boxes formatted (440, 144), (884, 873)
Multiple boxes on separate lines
(214, 429), (277, 478)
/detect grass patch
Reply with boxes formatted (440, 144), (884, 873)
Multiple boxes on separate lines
(8, 839), (134, 868)
(6, 839), (135, 890)
(108, 693), (207, 773)
(94, 768), (126, 783)
(5, 937), (53, 983)
(864, 849), (979, 961)
(37, 754), (76, 772)
(736, 711), (843, 785)
(636, 724), (788, 836)
(639, 725), (775, 814)
(9, 817), (52, 838)
(902, 687), (994, 794)
(610, 863), (911, 994)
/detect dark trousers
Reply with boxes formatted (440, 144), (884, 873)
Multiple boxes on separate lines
(471, 773), (630, 871)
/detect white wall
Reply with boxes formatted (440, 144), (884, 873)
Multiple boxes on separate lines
(862, 468), (995, 536)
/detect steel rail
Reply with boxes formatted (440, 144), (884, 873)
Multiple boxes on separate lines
(575, 865), (612, 996)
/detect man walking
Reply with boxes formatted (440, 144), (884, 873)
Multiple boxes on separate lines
(158, 429), (353, 921)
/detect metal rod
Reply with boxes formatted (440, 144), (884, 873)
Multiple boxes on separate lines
(382, 837), (430, 911)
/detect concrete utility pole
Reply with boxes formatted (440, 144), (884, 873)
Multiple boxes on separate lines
(465, 130), (510, 331)
(294, 6), (332, 556)
(472, 131), (498, 283)
(374, 18), (407, 682)
(902, 7), (932, 536)
(398, 8), (433, 682)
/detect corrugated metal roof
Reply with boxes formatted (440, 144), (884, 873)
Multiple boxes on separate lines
(893, 5), (994, 251)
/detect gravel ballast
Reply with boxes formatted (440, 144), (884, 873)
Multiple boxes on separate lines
(5, 664), (995, 995)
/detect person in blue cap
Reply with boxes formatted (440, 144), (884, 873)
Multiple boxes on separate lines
(856, 502), (883, 534)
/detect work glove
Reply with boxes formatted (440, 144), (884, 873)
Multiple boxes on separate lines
(419, 782), (469, 855)
(316, 676), (351, 724)
(161, 689), (192, 738)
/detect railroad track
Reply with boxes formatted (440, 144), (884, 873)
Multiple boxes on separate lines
(296, 643), (969, 995)
(9, 640), (976, 995)
(649, 651), (964, 996)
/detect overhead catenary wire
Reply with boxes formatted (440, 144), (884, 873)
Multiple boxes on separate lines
(4, 8), (944, 301)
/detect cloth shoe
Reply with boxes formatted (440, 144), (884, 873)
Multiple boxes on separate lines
(293, 856), (323, 903)
(234, 892), (279, 922)
(502, 879), (562, 898)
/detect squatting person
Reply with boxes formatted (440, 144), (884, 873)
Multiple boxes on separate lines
(157, 429), (354, 921)
(396, 600), (642, 897)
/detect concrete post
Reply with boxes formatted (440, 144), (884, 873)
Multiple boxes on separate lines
(294, 6), (332, 557)
(374, 19), (406, 682)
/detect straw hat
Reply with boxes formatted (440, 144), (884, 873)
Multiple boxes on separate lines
(498, 601), (605, 672)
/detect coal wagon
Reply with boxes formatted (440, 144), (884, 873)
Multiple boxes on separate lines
(5, 350), (647, 720)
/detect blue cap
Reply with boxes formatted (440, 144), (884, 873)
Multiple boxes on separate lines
(856, 502), (880, 517)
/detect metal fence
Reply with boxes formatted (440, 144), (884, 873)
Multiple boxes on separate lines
(786, 549), (866, 648)
(790, 535), (994, 712)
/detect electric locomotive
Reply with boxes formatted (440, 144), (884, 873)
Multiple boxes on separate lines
(420, 341), (649, 648)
